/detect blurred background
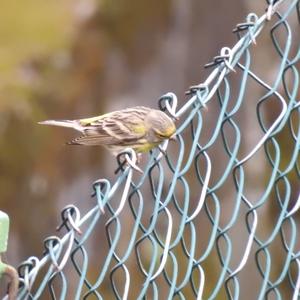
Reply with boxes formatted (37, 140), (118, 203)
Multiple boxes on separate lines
(2, 0), (292, 298)
(1, 0), (254, 262)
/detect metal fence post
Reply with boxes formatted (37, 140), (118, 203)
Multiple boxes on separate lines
(0, 211), (19, 300)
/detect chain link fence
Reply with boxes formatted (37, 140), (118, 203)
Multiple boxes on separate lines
(2, 0), (300, 299)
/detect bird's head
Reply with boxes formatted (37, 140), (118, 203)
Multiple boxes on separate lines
(146, 110), (176, 143)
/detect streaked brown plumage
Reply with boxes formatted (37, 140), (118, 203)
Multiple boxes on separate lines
(39, 106), (176, 155)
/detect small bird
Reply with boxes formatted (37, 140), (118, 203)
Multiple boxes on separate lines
(38, 106), (176, 156)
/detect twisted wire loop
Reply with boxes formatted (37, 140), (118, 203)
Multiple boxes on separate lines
(6, 0), (300, 299)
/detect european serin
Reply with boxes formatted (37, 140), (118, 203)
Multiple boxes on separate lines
(39, 106), (176, 156)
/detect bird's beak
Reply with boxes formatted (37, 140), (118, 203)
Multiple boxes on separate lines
(169, 134), (177, 141)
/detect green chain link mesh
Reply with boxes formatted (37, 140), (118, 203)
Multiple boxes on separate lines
(5, 0), (300, 299)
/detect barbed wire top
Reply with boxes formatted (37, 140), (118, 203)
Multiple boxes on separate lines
(9, 0), (300, 299)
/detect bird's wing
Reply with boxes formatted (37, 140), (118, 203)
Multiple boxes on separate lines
(70, 119), (146, 146)
(73, 108), (151, 146)
(68, 134), (116, 146)
(78, 106), (151, 126)
(68, 123), (144, 146)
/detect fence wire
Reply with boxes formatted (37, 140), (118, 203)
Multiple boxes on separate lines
(5, 0), (300, 299)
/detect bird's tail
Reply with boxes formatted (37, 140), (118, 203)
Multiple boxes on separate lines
(38, 120), (83, 132)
